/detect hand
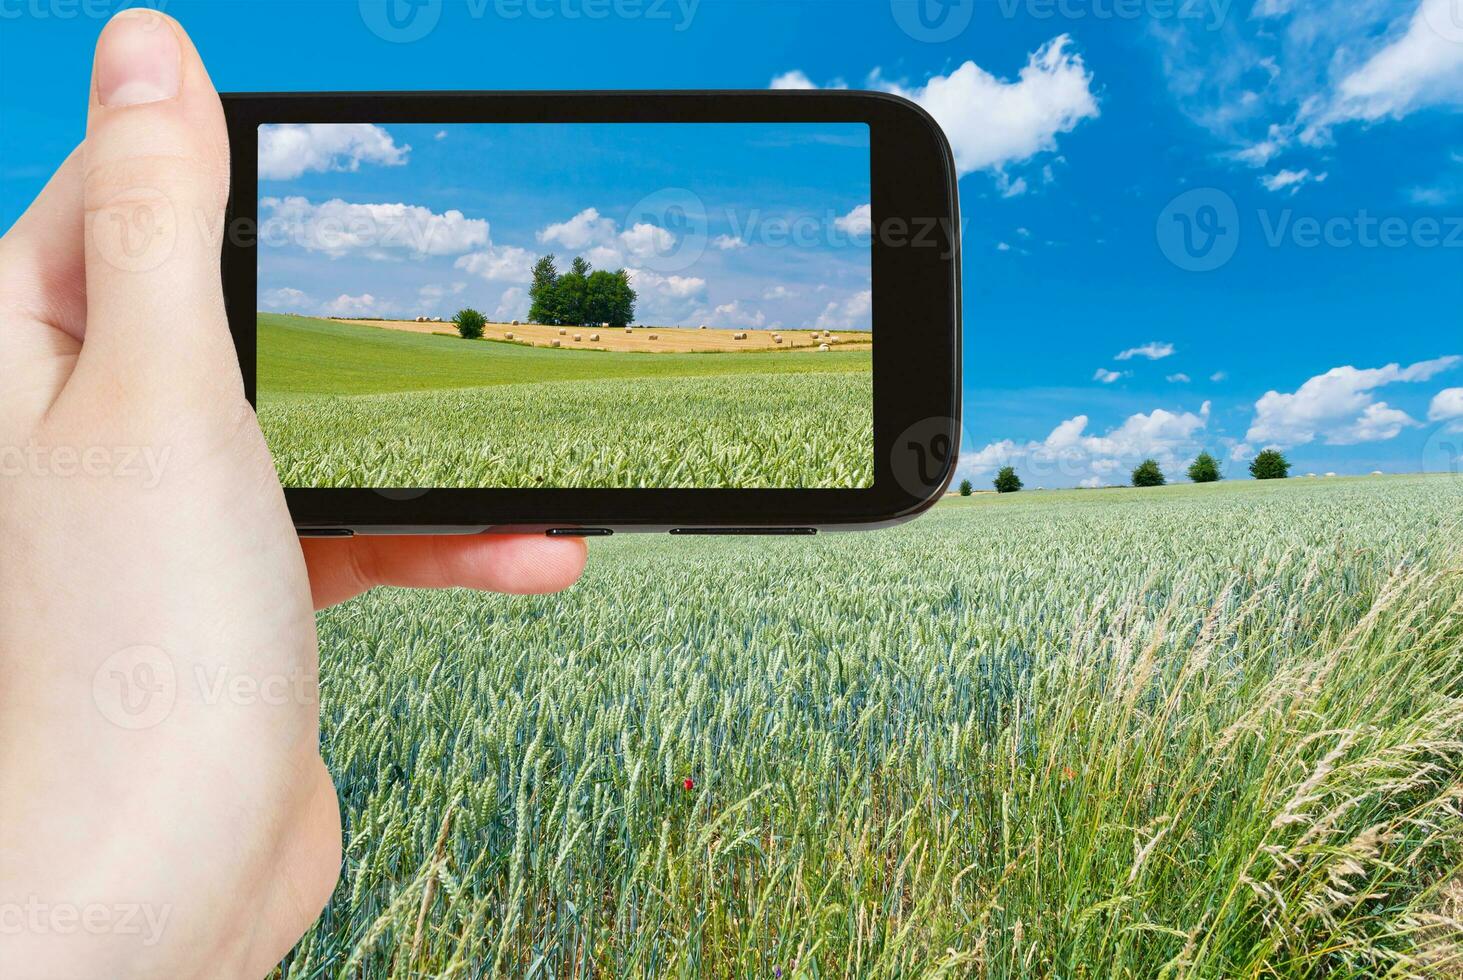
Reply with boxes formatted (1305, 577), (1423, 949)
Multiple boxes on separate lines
(0, 11), (586, 978)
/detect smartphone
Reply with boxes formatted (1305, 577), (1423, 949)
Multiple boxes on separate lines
(221, 91), (961, 536)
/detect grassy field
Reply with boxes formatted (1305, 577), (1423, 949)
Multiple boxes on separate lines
(276, 475), (1463, 978)
(336, 318), (871, 354)
(256, 314), (874, 488)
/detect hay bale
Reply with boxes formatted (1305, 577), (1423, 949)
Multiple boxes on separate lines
(625, 327), (633, 333)
(773, 335), (783, 344)
(648, 333), (659, 340)
(1371, 470), (1384, 476)
(733, 332), (747, 340)
(551, 339), (561, 348)
(558, 328), (567, 336)
(589, 333), (600, 342)
(699, 324), (708, 330)
(505, 332), (514, 340)
(830, 335), (840, 343)
(511, 319), (519, 326)
(819, 343), (830, 351)
(574, 334), (582, 342)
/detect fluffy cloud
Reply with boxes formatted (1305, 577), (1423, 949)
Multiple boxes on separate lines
(1260, 168), (1327, 193)
(762, 285), (798, 300)
(1155, 2), (1462, 165)
(323, 293), (393, 317)
(1116, 341), (1175, 361)
(453, 244), (536, 283)
(628, 268), (707, 299)
(833, 203), (872, 238)
(260, 287), (311, 311)
(625, 268), (708, 323)
(769, 70), (818, 90)
(1244, 356), (1462, 447)
(814, 289), (873, 331)
(1430, 387), (1463, 421)
(1324, 0), (1463, 126)
(713, 300), (768, 330)
(1167, 373), (1192, 383)
(260, 197), (489, 259)
(258, 124), (410, 181)
(418, 282), (466, 303)
(493, 287), (527, 322)
(772, 36), (1099, 179)
(711, 234), (748, 250)
(537, 207), (678, 268)
(1094, 369), (1128, 384)
(963, 404), (1211, 486)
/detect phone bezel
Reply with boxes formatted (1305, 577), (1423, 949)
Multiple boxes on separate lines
(221, 91), (961, 532)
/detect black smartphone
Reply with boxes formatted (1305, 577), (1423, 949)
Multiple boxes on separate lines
(221, 91), (961, 536)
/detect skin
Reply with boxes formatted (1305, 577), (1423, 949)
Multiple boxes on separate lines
(0, 11), (586, 978)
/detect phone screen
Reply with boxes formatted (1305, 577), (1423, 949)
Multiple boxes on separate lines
(254, 122), (874, 490)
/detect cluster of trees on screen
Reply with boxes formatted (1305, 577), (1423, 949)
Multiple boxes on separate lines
(528, 255), (637, 328)
(988, 449), (1294, 494)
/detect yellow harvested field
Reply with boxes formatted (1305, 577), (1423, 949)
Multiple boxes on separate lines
(337, 319), (872, 353)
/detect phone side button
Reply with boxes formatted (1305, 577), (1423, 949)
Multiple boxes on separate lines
(298, 528), (355, 538)
(546, 528), (614, 537)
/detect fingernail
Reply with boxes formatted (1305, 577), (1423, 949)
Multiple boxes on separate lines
(96, 10), (181, 107)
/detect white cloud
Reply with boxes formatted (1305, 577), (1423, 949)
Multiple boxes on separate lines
(996, 242), (1013, 252)
(1155, 2), (1463, 168)
(1245, 356), (1462, 447)
(1116, 341), (1175, 361)
(762, 285), (798, 300)
(260, 196), (489, 259)
(713, 301), (768, 329)
(1260, 168), (1328, 193)
(260, 287), (311, 312)
(711, 234), (748, 250)
(1430, 387), (1463, 421)
(814, 289), (873, 331)
(770, 69), (818, 90)
(1094, 368), (1128, 384)
(1210, 371), (1229, 382)
(774, 36), (1098, 180)
(417, 282), (466, 303)
(628, 268), (707, 299)
(963, 403), (1211, 487)
(258, 124), (410, 181)
(323, 293), (393, 317)
(538, 207), (620, 251)
(876, 37), (1099, 178)
(537, 207), (677, 268)
(1167, 373), (1192, 383)
(434, 130), (448, 141)
(493, 287), (527, 322)
(453, 244), (536, 283)
(833, 203), (873, 238)
(1323, 0), (1463, 126)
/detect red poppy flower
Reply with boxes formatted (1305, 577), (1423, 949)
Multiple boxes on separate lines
(683, 777), (695, 792)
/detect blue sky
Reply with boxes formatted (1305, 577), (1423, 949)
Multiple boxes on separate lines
(257, 121), (874, 331)
(2, 0), (1460, 486)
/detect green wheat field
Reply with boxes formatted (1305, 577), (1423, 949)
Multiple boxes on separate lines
(276, 474), (1463, 978)
(255, 314), (874, 489)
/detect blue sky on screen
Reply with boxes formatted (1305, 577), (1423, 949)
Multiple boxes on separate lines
(255, 122), (874, 332)
(2, 0), (1460, 486)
